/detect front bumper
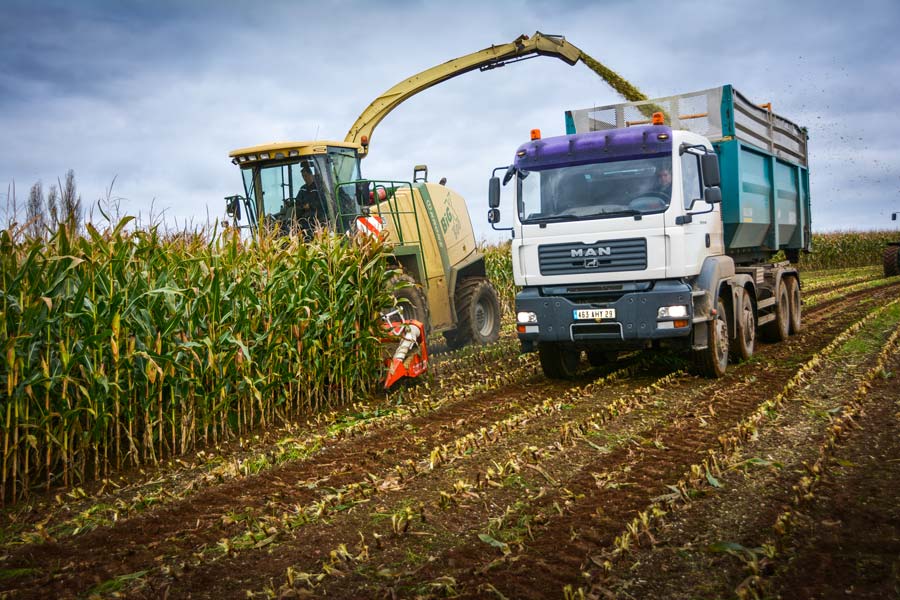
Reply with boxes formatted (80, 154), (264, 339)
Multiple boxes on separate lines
(516, 280), (693, 346)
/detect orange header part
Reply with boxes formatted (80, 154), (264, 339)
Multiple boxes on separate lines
(651, 112), (665, 125)
(530, 128), (541, 140)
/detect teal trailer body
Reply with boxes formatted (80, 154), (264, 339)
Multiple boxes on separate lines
(565, 85), (811, 263)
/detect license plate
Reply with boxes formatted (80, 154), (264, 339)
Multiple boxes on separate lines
(573, 308), (616, 320)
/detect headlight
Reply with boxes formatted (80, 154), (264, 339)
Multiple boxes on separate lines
(517, 311), (538, 323)
(657, 305), (688, 319)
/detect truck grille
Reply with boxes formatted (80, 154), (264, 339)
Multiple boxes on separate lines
(538, 238), (647, 276)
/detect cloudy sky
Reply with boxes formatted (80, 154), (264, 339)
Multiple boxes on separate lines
(2, 0), (899, 240)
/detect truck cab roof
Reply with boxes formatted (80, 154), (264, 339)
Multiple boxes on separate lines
(514, 125), (673, 172)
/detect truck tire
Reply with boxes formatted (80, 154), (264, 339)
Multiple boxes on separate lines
(786, 276), (802, 334)
(695, 297), (729, 378)
(587, 350), (618, 368)
(885, 245), (900, 277)
(730, 287), (755, 362)
(539, 343), (581, 379)
(761, 282), (790, 342)
(445, 278), (501, 349)
(391, 274), (430, 333)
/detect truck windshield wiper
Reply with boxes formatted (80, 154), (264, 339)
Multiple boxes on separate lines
(527, 214), (584, 223)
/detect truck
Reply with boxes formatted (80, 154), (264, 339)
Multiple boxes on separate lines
(489, 85), (811, 378)
(224, 32), (630, 350)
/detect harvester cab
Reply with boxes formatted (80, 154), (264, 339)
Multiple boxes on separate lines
(227, 141), (363, 239)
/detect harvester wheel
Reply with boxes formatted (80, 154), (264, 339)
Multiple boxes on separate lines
(884, 245), (900, 277)
(786, 276), (802, 334)
(539, 343), (580, 379)
(391, 274), (430, 334)
(445, 278), (501, 349)
(761, 281), (790, 342)
(694, 297), (729, 378)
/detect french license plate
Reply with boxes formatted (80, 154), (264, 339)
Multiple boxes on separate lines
(573, 308), (616, 320)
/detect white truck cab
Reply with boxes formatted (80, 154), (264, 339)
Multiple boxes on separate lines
(489, 86), (810, 379)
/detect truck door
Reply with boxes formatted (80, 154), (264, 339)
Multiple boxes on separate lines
(669, 150), (724, 277)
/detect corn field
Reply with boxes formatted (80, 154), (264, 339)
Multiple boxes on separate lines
(0, 221), (394, 504)
(480, 241), (515, 314)
(800, 230), (898, 270)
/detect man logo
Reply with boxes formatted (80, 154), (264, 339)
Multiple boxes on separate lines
(570, 247), (612, 258)
(584, 258), (600, 268)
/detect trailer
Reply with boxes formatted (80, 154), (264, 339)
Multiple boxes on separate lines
(489, 85), (812, 378)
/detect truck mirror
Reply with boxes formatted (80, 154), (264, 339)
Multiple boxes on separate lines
(413, 165), (428, 183)
(488, 177), (501, 208)
(701, 153), (721, 188)
(488, 208), (500, 223)
(704, 186), (722, 204)
(893, 213), (898, 221)
(502, 165), (516, 185)
(225, 195), (242, 222)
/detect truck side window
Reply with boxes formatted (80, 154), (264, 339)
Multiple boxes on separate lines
(681, 153), (703, 209)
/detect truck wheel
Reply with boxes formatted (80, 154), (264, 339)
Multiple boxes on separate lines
(391, 274), (430, 334)
(884, 245), (900, 277)
(695, 297), (729, 378)
(448, 278), (501, 348)
(786, 276), (802, 334)
(586, 350), (618, 367)
(761, 282), (790, 342)
(730, 287), (755, 362)
(539, 343), (581, 379)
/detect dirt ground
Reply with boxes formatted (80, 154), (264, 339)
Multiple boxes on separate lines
(1, 273), (898, 599)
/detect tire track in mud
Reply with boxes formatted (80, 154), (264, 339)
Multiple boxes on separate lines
(141, 366), (687, 599)
(0, 345), (649, 598)
(335, 285), (900, 599)
(209, 283), (900, 599)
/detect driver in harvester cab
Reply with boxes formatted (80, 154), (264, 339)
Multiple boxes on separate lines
(296, 164), (324, 239)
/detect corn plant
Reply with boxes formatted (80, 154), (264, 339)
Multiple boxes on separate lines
(0, 221), (395, 503)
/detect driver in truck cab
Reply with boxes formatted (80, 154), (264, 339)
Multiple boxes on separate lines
(655, 166), (672, 196)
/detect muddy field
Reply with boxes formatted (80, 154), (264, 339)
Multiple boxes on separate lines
(2, 265), (899, 599)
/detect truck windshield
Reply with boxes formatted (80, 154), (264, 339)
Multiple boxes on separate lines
(518, 154), (672, 224)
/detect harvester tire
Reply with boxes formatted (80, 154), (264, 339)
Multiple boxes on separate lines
(694, 297), (729, 378)
(446, 278), (501, 349)
(761, 282), (790, 342)
(539, 343), (580, 379)
(884, 245), (900, 277)
(391, 274), (430, 334)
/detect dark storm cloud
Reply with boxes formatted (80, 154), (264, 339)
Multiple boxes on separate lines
(2, 0), (899, 234)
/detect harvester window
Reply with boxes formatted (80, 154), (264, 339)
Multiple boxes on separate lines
(325, 147), (363, 229)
